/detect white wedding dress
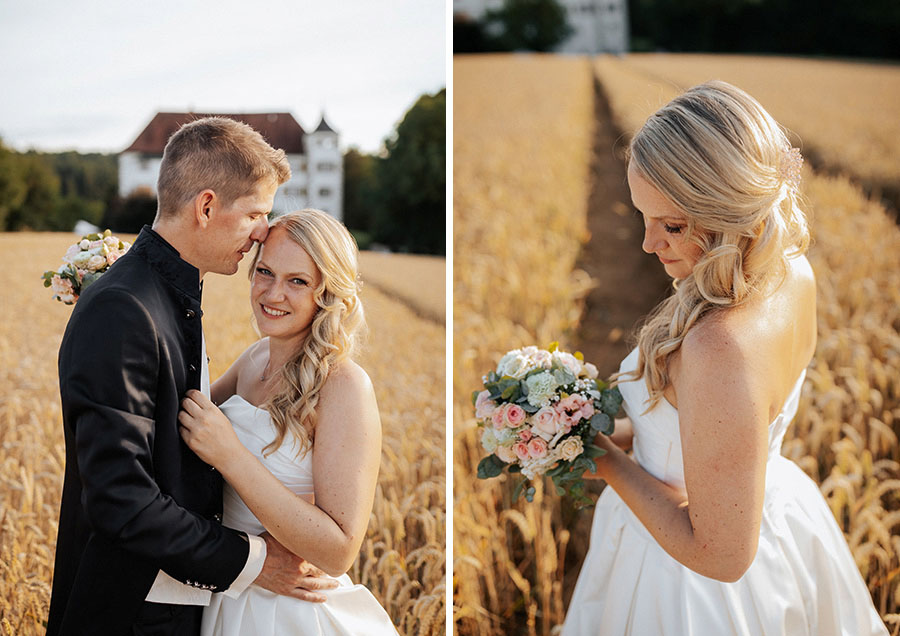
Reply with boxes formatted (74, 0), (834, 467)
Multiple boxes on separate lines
(562, 347), (887, 635)
(201, 395), (399, 636)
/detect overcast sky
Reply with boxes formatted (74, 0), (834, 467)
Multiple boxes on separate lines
(0, 1), (446, 154)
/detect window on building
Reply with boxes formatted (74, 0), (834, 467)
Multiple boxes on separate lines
(317, 162), (336, 171)
(319, 187), (332, 197)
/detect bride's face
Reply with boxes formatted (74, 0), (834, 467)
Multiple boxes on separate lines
(250, 226), (322, 341)
(628, 164), (704, 280)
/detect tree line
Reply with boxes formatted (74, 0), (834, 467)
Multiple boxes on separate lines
(0, 87), (445, 255)
(454, 0), (900, 59)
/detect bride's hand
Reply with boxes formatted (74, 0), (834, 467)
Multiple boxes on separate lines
(583, 432), (618, 481)
(178, 390), (244, 469)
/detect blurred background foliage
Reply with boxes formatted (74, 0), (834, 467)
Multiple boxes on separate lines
(455, 0), (900, 59)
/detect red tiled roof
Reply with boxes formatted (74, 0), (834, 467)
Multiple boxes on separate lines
(124, 112), (306, 154)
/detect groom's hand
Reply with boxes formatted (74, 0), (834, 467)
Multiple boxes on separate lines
(254, 532), (339, 602)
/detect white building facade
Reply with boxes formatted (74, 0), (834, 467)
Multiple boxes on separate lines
(454, 0), (628, 54)
(118, 112), (343, 221)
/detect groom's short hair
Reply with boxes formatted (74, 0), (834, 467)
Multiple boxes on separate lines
(156, 117), (291, 219)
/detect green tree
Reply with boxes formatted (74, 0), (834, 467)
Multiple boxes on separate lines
(373, 88), (446, 254)
(342, 147), (379, 248)
(5, 154), (61, 231)
(0, 141), (26, 230)
(483, 0), (572, 52)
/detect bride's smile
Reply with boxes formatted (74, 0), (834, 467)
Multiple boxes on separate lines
(251, 226), (322, 342)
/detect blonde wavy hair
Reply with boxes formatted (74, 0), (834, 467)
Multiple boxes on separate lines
(624, 80), (810, 409)
(250, 209), (365, 454)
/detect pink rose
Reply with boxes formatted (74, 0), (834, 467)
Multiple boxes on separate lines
(532, 406), (558, 437)
(527, 438), (548, 458)
(475, 390), (497, 419)
(505, 404), (526, 427)
(513, 441), (530, 461)
(518, 429), (533, 442)
(106, 251), (121, 266)
(491, 408), (505, 430)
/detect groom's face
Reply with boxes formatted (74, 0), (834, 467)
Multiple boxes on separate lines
(206, 179), (277, 275)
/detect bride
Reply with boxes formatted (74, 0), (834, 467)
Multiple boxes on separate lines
(178, 209), (398, 635)
(562, 81), (887, 635)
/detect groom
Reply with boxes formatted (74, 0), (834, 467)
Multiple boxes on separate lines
(47, 117), (336, 635)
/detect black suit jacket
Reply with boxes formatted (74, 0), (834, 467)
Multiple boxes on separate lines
(47, 227), (251, 636)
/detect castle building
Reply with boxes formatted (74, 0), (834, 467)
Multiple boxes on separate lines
(118, 112), (343, 220)
(454, 0), (629, 54)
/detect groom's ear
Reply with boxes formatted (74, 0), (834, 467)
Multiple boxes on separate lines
(193, 190), (217, 229)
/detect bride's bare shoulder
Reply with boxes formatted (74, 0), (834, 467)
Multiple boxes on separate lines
(316, 360), (379, 432)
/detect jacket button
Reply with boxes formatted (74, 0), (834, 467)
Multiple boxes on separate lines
(214, 513), (222, 523)
(185, 309), (196, 319)
(189, 364), (197, 372)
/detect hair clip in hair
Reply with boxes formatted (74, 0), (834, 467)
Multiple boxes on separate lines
(778, 147), (803, 190)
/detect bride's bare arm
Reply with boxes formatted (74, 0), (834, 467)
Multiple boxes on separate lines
(588, 326), (768, 582)
(179, 360), (381, 577)
(609, 416), (634, 451)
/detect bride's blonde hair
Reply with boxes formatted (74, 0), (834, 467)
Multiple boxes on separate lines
(625, 80), (809, 408)
(250, 209), (365, 454)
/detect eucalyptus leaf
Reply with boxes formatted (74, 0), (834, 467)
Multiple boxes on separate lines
(601, 387), (624, 416)
(512, 478), (527, 502)
(81, 272), (101, 291)
(590, 412), (612, 435)
(525, 487), (536, 502)
(476, 454), (505, 479)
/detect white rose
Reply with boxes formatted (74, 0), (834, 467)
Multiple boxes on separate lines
(552, 351), (582, 377)
(72, 251), (92, 267)
(79, 239), (90, 250)
(583, 362), (599, 379)
(495, 445), (517, 463)
(529, 349), (553, 369)
(557, 436), (584, 461)
(480, 427), (499, 453)
(497, 351), (531, 379)
(520, 449), (561, 479)
(87, 254), (107, 270)
(525, 371), (558, 407)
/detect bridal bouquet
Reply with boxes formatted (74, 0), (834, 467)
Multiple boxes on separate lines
(474, 343), (622, 508)
(42, 229), (131, 304)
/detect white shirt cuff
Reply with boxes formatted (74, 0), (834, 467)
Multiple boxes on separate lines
(221, 534), (267, 598)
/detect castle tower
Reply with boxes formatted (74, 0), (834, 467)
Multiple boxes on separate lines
(307, 114), (343, 221)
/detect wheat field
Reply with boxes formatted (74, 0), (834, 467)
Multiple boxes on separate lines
(0, 233), (446, 635)
(454, 53), (900, 634)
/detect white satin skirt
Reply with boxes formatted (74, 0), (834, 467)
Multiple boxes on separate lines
(561, 457), (888, 635)
(201, 573), (399, 636)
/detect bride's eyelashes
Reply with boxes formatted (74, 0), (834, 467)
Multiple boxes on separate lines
(664, 224), (684, 234)
(255, 266), (309, 286)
